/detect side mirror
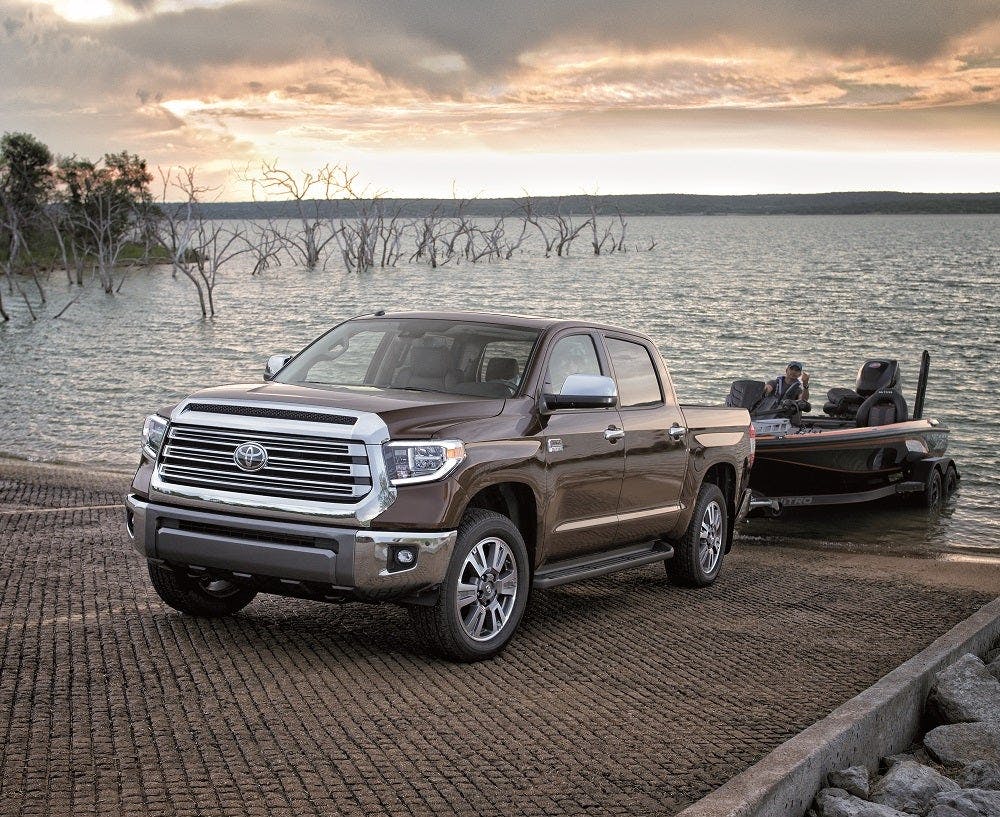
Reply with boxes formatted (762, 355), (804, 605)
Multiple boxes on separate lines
(264, 354), (292, 381)
(542, 374), (618, 411)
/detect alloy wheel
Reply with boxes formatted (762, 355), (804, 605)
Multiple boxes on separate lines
(455, 536), (519, 642)
(699, 501), (724, 574)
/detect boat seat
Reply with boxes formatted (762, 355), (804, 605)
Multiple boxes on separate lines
(855, 388), (908, 427)
(726, 379), (767, 411)
(824, 387), (865, 419)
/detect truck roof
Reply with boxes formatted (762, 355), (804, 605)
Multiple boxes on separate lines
(369, 310), (645, 337)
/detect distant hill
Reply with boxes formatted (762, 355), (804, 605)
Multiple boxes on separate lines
(189, 191), (1000, 219)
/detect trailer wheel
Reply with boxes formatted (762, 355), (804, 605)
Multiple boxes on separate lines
(666, 482), (727, 587)
(920, 468), (943, 509)
(943, 464), (959, 497)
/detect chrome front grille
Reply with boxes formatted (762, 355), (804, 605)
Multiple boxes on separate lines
(158, 423), (372, 503)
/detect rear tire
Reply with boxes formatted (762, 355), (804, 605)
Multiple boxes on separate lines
(666, 482), (728, 588)
(943, 464), (959, 497)
(920, 468), (943, 509)
(409, 509), (529, 662)
(148, 563), (257, 617)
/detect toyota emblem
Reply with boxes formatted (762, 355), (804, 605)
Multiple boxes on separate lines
(233, 441), (268, 472)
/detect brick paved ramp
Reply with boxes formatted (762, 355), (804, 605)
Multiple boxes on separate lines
(1, 459), (996, 817)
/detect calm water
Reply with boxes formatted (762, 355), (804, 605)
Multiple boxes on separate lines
(1, 215), (997, 560)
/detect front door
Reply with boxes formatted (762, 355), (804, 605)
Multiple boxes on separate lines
(540, 332), (626, 561)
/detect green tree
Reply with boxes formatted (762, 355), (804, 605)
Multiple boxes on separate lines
(0, 132), (54, 264)
(0, 132), (53, 223)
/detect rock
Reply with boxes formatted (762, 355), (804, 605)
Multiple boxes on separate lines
(929, 654), (1000, 724)
(884, 750), (935, 771)
(958, 761), (1000, 791)
(925, 722), (1000, 767)
(928, 788), (1000, 816)
(812, 788), (911, 817)
(925, 807), (968, 817)
(987, 657), (1000, 684)
(870, 760), (960, 814)
(829, 766), (873, 799)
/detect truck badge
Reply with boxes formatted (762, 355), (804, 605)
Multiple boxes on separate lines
(233, 442), (268, 472)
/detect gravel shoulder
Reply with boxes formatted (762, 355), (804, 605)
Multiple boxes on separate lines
(1, 457), (997, 817)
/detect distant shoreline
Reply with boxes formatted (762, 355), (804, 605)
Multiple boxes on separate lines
(187, 192), (1000, 219)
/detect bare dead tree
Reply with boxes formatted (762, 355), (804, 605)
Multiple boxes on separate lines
(245, 220), (285, 275)
(585, 195), (616, 256)
(160, 166), (255, 316)
(614, 207), (629, 252)
(512, 195), (556, 257)
(0, 201), (27, 319)
(410, 205), (456, 269)
(45, 204), (88, 285)
(549, 199), (592, 257)
(239, 161), (345, 269)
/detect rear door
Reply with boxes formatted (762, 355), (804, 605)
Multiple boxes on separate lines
(603, 334), (689, 545)
(540, 330), (626, 561)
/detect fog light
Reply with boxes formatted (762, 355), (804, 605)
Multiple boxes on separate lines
(396, 548), (416, 566)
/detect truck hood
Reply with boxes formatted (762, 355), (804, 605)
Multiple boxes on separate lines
(174, 382), (507, 438)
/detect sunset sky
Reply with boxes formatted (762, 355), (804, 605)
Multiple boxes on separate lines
(2, 0), (999, 198)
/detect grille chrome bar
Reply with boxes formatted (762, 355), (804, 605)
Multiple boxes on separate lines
(161, 445), (368, 476)
(158, 423), (373, 503)
(168, 425), (365, 456)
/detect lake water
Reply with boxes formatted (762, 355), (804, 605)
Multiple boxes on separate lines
(1, 215), (997, 561)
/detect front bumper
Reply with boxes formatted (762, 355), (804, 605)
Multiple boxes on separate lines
(125, 494), (456, 601)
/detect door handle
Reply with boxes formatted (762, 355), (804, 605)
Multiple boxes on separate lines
(604, 426), (625, 442)
(667, 424), (687, 441)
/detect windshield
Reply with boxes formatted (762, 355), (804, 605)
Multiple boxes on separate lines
(275, 318), (541, 398)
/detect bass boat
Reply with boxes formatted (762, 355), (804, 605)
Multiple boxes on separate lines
(726, 352), (957, 516)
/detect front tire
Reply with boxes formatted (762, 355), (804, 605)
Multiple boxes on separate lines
(666, 482), (728, 587)
(148, 563), (257, 617)
(409, 508), (529, 662)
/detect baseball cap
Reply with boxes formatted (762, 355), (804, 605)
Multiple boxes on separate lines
(787, 361), (803, 370)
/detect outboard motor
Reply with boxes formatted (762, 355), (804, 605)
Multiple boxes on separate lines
(855, 359), (900, 396)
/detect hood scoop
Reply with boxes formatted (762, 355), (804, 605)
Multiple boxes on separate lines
(183, 402), (357, 427)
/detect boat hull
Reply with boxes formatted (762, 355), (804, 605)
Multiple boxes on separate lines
(750, 420), (949, 497)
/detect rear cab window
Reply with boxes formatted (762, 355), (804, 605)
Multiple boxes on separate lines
(605, 337), (663, 408)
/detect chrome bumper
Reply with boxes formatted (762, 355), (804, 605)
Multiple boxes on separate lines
(125, 494), (457, 600)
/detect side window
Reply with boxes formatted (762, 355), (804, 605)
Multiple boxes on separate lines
(546, 335), (601, 394)
(606, 338), (663, 408)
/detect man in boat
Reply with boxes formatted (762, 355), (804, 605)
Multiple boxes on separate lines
(764, 361), (810, 402)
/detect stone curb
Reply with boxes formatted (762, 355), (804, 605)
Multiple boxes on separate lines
(675, 594), (1000, 817)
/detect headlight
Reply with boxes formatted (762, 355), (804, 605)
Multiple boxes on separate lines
(383, 440), (465, 485)
(141, 414), (168, 460)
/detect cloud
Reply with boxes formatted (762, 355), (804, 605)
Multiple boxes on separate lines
(0, 0), (997, 198)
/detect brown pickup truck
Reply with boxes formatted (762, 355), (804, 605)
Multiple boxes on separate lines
(126, 311), (753, 660)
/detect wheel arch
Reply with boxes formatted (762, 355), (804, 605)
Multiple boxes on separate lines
(462, 481), (540, 570)
(701, 461), (737, 552)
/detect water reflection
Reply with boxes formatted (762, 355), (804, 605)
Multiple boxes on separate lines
(740, 489), (998, 561)
(1, 214), (998, 561)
